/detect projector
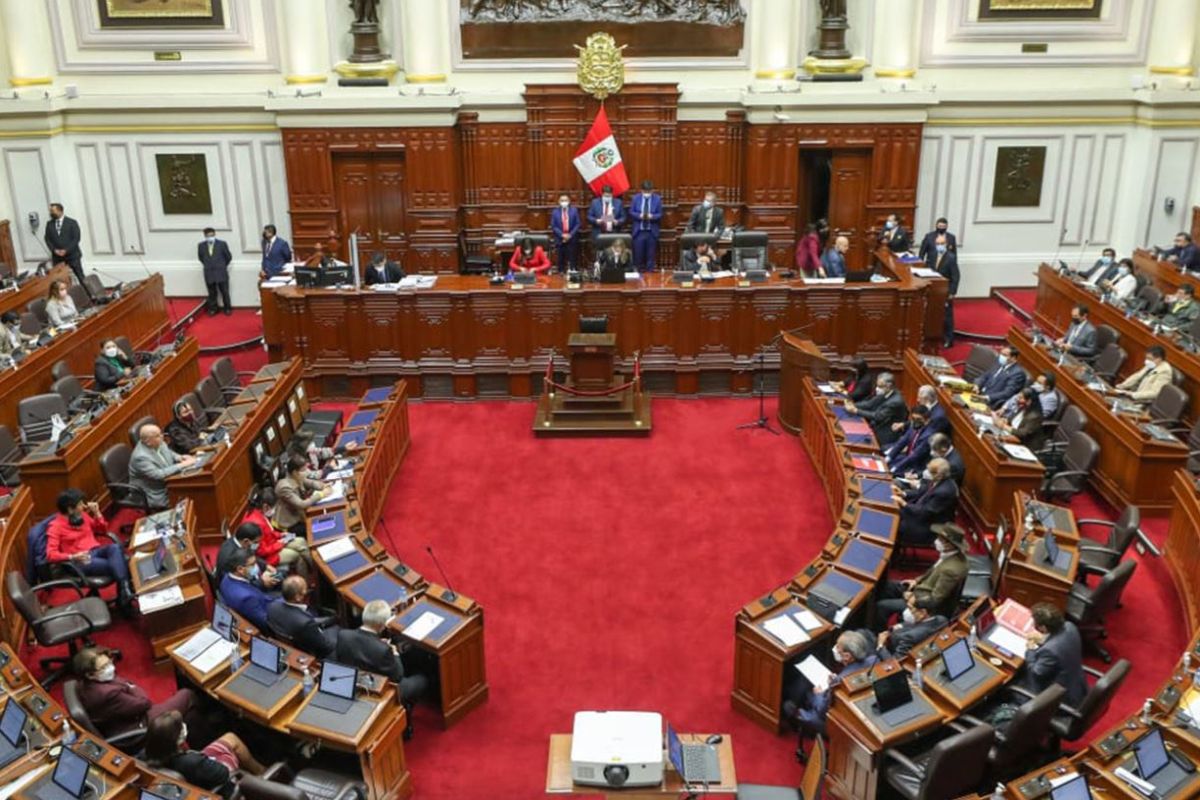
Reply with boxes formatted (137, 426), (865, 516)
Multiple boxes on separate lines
(570, 711), (663, 788)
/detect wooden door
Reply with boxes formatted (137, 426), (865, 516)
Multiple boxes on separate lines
(828, 150), (870, 269)
(333, 153), (408, 268)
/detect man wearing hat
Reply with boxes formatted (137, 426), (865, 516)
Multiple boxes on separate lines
(872, 522), (968, 630)
(629, 180), (663, 272)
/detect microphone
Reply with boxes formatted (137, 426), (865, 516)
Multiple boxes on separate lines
(425, 545), (457, 602)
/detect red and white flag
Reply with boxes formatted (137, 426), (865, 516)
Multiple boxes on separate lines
(572, 106), (629, 197)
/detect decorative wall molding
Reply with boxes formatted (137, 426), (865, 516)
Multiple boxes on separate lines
(1, 147), (51, 263)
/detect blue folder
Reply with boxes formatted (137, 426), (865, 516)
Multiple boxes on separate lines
(838, 538), (887, 575)
(811, 570), (864, 607)
(349, 570), (409, 607)
(309, 513), (347, 542)
(346, 409), (380, 430)
(360, 386), (394, 405)
(326, 548), (369, 579)
(857, 477), (895, 504)
(854, 508), (897, 542)
(336, 429), (369, 450)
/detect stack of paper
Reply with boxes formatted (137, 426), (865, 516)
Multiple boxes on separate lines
(1002, 443), (1039, 461)
(131, 527), (169, 548)
(763, 615), (810, 647)
(317, 536), (356, 562)
(405, 611), (445, 641)
(793, 610), (823, 632)
(795, 655), (834, 691)
(175, 627), (222, 662)
(139, 585), (184, 613)
(316, 480), (346, 505)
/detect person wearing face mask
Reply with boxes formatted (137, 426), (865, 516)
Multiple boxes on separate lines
(928, 433), (965, 486)
(820, 234), (849, 278)
(875, 596), (948, 660)
(629, 180), (662, 271)
(1115, 345), (1174, 404)
(165, 399), (205, 455)
(893, 457), (958, 546)
(924, 232), (960, 347)
(993, 387), (1046, 450)
(43, 203), (85, 285)
(258, 223), (293, 279)
(215, 522), (281, 592)
(1158, 283), (1200, 328)
(364, 250), (404, 285)
(509, 236), (550, 276)
(267, 575), (340, 658)
(973, 345), (1026, 409)
(46, 488), (134, 616)
(145, 710), (264, 799)
(587, 184), (625, 247)
(886, 405), (937, 477)
(274, 454), (331, 537)
(872, 523), (968, 630)
(686, 191), (725, 235)
(0, 311), (27, 358)
(239, 487), (309, 578)
(45, 280), (78, 328)
(1158, 231), (1200, 272)
(550, 194), (582, 272)
(844, 372), (908, 446)
(917, 217), (956, 260)
(218, 547), (273, 630)
(336, 599), (429, 738)
(1004, 372), (1057, 420)
(877, 213), (910, 253)
(1099, 257), (1138, 302)
(93, 339), (134, 390)
(1054, 303), (1097, 359)
(1077, 247), (1117, 284)
(781, 630), (876, 760)
(73, 647), (200, 739)
(196, 227), (233, 316)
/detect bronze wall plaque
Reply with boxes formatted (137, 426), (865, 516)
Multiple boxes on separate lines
(992, 146), (1046, 208)
(156, 154), (213, 215)
(99, 0), (224, 28)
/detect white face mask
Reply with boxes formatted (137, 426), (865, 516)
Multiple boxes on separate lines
(702, 199), (713, 208)
(559, 200), (569, 209)
(95, 664), (116, 682)
(103, 346), (118, 358)
(921, 468), (933, 481)
(901, 607), (916, 626)
(1034, 382), (1046, 393)
(885, 220), (896, 230)
(602, 195), (612, 203)
(205, 236), (215, 244)
(935, 538), (954, 555)
(1144, 358), (1155, 370)
(875, 386), (887, 396)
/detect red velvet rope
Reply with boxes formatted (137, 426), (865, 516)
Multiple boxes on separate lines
(543, 352), (642, 396)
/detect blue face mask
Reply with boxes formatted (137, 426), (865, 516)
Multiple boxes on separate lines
(997, 354), (1009, 366)
(247, 564), (261, 582)
(936, 244), (947, 254)
(1100, 255), (1113, 265)
(885, 220), (896, 230)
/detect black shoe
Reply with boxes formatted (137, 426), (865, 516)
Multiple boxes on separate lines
(403, 723), (414, 741)
(117, 581), (136, 619)
(206, 308), (217, 316)
(795, 747), (807, 764)
(223, 309), (232, 316)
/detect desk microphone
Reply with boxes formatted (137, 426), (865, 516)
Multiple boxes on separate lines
(425, 545), (457, 602)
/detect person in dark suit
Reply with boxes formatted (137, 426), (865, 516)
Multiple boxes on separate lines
(267, 576), (339, 658)
(821, 235), (849, 278)
(1160, 232), (1200, 271)
(686, 191), (725, 234)
(197, 227), (233, 316)
(259, 224), (292, 279)
(886, 405), (936, 477)
(878, 213), (910, 253)
(974, 345), (1027, 409)
(629, 180), (662, 271)
(876, 596), (948, 659)
(1075, 248), (1117, 284)
(215, 523), (280, 593)
(217, 547), (272, 630)
(917, 217), (957, 260)
(782, 630), (877, 755)
(44, 203), (84, 285)
(550, 194), (582, 272)
(335, 600), (429, 737)
(1021, 602), (1088, 707)
(844, 371), (908, 446)
(165, 399), (204, 455)
(929, 433), (965, 486)
(895, 458), (958, 545)
(93, 339), (134, 390)
(145, 711), (265, 799)
(832, 357), (875, 404)
(364, 251), (404, 285)
(994, 387), (1047, 451)
(914, 384), (950, 436)
(926, 233), (960, 347)
(73, 647), (200, 739)
(587, 184), (625, 247)
(873, 523), (969, 628)
(682, 240), (719, 274)
(1054, 304), (1098, 359)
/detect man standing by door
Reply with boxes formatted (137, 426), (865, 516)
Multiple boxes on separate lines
(198, 227), (233, 316)
(44, 203), (84, 285)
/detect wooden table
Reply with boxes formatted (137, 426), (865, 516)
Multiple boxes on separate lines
(127, 500), (208, 660)
(545, 732), (737, 798)
(997, 493), (1081, 611)
(1167, 470), (1200, 632)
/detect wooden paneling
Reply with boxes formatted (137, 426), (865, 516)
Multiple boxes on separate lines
(829, 151), (871, 267)
(0, 220), (16, 278)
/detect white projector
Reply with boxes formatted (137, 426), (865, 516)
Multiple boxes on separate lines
(570, 711), (664, 788)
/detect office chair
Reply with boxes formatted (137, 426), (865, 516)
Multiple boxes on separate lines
(883, 724), (994, 800)
(1044, 389), (1068, 425)
(1185, 419), (1200, 474)
(1075, 506), (1141, 580)
(458, 230), (494, 276)
(51, 375), (101, 415)
(100, 444), (153, 516)
(1065, 559), (1136, 663)
(965, 684), (1065, 783)
(195, 375), (229, 411)
(956, 345), (998, 383)
(0, 424), (31, 487)
(114, 336), (136, 362)
(67, 284), (92, 311)
(1133, 284), (1162, 314)
(210, 356), (257, 400)
(28, 513), (117, 601)
(1147, 384), (1188, 428)
(27, 297), (49, 326)
(63, 679), (148, 752)
(50, 359), (86, 382)
(1090, 324), (1119, 359)
(6, 570), (112, 688)
(736, 735), (825, 800)
(1038, 431), (1099, 503)
(1048, 660), (1130, 745)
(1036, 404), (1087, 470)
(236, 762), (367, 800)
(178, 390), (223, 425)
(1090, 343), (1126, 383)
(83, 274), (106, 298)
(19, 312), (42, 339)
(129, 415), (156, 446)
(17, 393), (69, 443)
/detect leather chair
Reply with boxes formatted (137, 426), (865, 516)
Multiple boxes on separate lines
(1037, 405), (1087, 469)
(100, 444), (153, 515)
(1185, 418), (1200, 474)
(458, 230), (495, 276)
(1133, 284), (1162, 314)
(179, 390), (221, 426)
(1049, 659), (1130, 744)
(52, 375), (100, 414)
(50, 359), (85, 382)
(236, 762), (366, 800)
(114, 336), (140, 363)
(129, 415), (156, 446)
(883, 724), (994, 800)
(1091, 324), (1119, 356)
(27, 297), (49, 326)
(956, 345), (999, 383)
(1075, 506), (1140, 580)
(19, 312), (42, 339)
(0, 424), (30, 487)
(736, 735), (825, 800)
(5, 570), (112, 687)
(1066, 559), (1136, 663)
(1090, 343), (1126, 383)
(1147, 384), (1188, 428)
(67, 284), (91, 311)
(17, 393), (69, 443)
(63, 678), (147, 752)
(83, 274), (106, 298)
(195, 375), (229, 411)
(210, 356), (256, 400)
(1044, 389), (1068, 425)
(1039, 431), (1099, 503)
(975, 685), (1065, 782)
(28, 513), (117, 601)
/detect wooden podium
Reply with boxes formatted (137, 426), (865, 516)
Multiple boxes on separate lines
(777, 333), (830, 434)
(534, 333), (651, 436)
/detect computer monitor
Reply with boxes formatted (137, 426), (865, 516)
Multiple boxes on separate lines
(579, 316), (608, 334)
(320, 266), (353, 287)
(594, 233), (632, 253)
(249, 637), (283, 675)
(51, 747), (91, 798)
(665, 723), (686, 776)
(940, 637), (975, 681)
(871, 669), (912, 713)
(212, 603), (235, 642)
(679, 233), (718, 252)
(1133, 728), (1170, 780)
(1050, 774), (1094, 800)
(1043, 531), (1060, 566)
(318, 661), (358, 700)
(0, 699), (26, 747)
(294, 266), (320, 288)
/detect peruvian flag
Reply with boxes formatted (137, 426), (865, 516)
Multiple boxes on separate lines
(572, 106), (630, 197)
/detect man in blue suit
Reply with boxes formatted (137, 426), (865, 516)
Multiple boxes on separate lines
(259, 224), (293, 279)
(550, 194), (582, 272)
(895, 458), (959, 545)
(886, 405), (937, 477)
(629, 180), (662, 272)
(973, 345), (1027, 409)
(218, 547), (272, 630)
(821, 235), (848, 277)
(783, 630), (877, 759)
(587, 184), (625, 248)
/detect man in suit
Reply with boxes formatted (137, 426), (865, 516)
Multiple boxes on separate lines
(844, 371), (908, 446)
(682, 240), (719, 273)
(218, 547), (272, 631)
(1115, 344), (1173, 404)
(1021, 602), (1088, 707)
(587, 184), (625, 247)
(629, 180), (662, 271)
(336, 600), (429, 737)
(259, 224), (293, 279)
(1159, 284), (1200, 329)
(878, 213), (910, 253)
(550, 194), (582, 272)
(198, 227), (233, 316)
(926, 233), (960, 347)
(895, 457), (958, 545)
(929, 433), (965, 486)
(873, 523), (969, 628)
(821, 235), (849, 278)
(915, 384), (950, 436)
(974, 345), (1027, 409)
(918, 217), (957, 260)
(215, 522), (280, 593)
(782, 630), (877, 757)
(364, 251), (404, 285)
(1077, 247), (1117, 285)
(1054, 304), (1097, 359)
(44, 203), (84, 284)
(267, 576), (339, 658)
(1160, 232), (1200, 271)
(129, 424), (195, 510)
(686, 191), (725, 234)
(994, 387), (1047, 451)
(876, 596), (948, 660)
(887, 405), (937, 477)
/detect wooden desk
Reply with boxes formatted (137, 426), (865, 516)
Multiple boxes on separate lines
(545, 732), (737, 798)
(0, 274), (169, 433)
(997, 494), (1080, 611)
(874, 246), (949, 355)
(127, 500), (208, 660)
(17, 337), (200, 511)
(0, 487), (33, 647)
(0, 264), (69, 318)
(1008, 327), (1188, 511)
(350, 382), (410, 534)
(1167, 470), (1200, 632)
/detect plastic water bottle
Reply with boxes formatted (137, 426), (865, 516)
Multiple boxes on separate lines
(992, 783), (1006, 800)
(914, 658), (924, 691)
(62, 720), (76, 746)
(229, 636), (243, 671)
(302, 666), (314, 695)
(968, 624), (979, 650)
(1141, 699), (1154, 725)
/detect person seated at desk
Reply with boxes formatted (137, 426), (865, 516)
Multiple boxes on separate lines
(267, 575), (339, 658)
(918, 217), (957, 260)
(1158, 283), (1200, 328)
(0, 311), (26, 358)
(878, 213), (910, 253)
(47, 489), (134, 617)
(973, 345), (1026, 409)
(215, 522), (281, 593)
(794, 220), (827, 277)
(1020, 602), (1088, 707)
(599, 238), (632, 278)
(363, 251), (404, 285)
(1054, 304), (1097, 359)
(915, 384), (950, 435)
(218, 547), (273, 631)
(876, 596), (949, 660)
(894, 457), (958, 546)
(45, 279), (78, 327)
(682, 240), (719, 275)
(820, 235), (849, 278)
(782, 630), (876, 762)
(992, 387), (1047, 451)
(509, 237), (551, 276)
(146, 711), (265, 800)
(873, 523), (968, 629)
(287, 428), (357, 475)
(93, 339), (134, 390)
(929, 433), (965, 487)
(130, 424), (196, 510)
(1099, 258), (1138, 302)
(165, 400), (205, 455)
(885, 405), (935, 477)
(1074, 247), (1116, 284)
(1114, 345), (1173, 405)
(1159, 231), (1200, 271)
(830, 357), (874, 404)
(73, 647), (200, 739)
(241, 489), (312, 580)
(844, 372), (908, 447)
(274, 454), (331, 537)
(686, 191), (725, 235)
(336, 599), (429, 738)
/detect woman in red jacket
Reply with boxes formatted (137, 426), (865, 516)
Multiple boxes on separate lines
(47, 488), (134, 615)
(510, 237), (551, 275)
(795, 221), (826, 277)
(240, 487), (310, 578)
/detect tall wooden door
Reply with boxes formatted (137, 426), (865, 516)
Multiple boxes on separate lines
(333, 153), (407, 268)
(827, 150), (870, 269)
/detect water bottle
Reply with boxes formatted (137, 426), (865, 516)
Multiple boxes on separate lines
(914, 658), (924, 691)
(62, 720), (76, 746)
(968, 624), (978, 651)
(1141, 698), (1154, 725)
(229, 634), (243, 671)
(992, 783), (1007, 800)
(302, 666), (314, 695)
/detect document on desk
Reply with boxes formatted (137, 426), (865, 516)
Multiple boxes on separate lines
(192, 639), (235, 674)
(325, 467), (354, 480)
(316, 480), (346, 505)
(404, 610), (445, 642)
(139, 585), (184, 613)
(795, 655), (834, 691)
(763, 614), (809, 647)
(176, 627), (222, 662)
(793, 610), (823, 632)
(1001, 443), (1039, 462)
(131, 527), (169, 548)
(0, 768), (40, 798)
(317, 536), (356, 562)
(805, 277), (846, 285)
(911, 267), (942, 279)
(985, 626), (1028, 659)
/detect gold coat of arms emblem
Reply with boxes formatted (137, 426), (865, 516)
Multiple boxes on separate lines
(575, 33), (626, 101)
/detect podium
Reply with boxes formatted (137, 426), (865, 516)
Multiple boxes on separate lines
(534, 333), (651, 436)
(777, 333), (831, 434)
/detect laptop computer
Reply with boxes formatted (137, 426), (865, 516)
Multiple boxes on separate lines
(0, 699), (27, 768)
(1050, 774), (1093, 800)
(1132, 728), (1193, 794)
(871, 669), (912, 714)
(32, 747), (91, 800)
(243, 637), (286, 687)
(212, 603), (236, 642)
(308, 661), (358, 714)
(941, 637), (975, 682)
(665, 723), (720, 785)
(136, 540), (174, 583)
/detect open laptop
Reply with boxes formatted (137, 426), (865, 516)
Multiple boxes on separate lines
(665, 723), (720, 785)
(243, 637), (286, 687)
(0, 699), (27, 768)
(868, 669), (927, 726)
(31, 746), (91, 800)
(212, 603), (235, 642)
(1131, 727), (1195, 795)
(1050, 774), (1093, 800)
(135, 539), (175, 583)
(1040, 531), (1071, 571)
(308, 661), (358, 714)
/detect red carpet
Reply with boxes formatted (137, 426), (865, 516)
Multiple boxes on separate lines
(168, 297), (268, 375)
